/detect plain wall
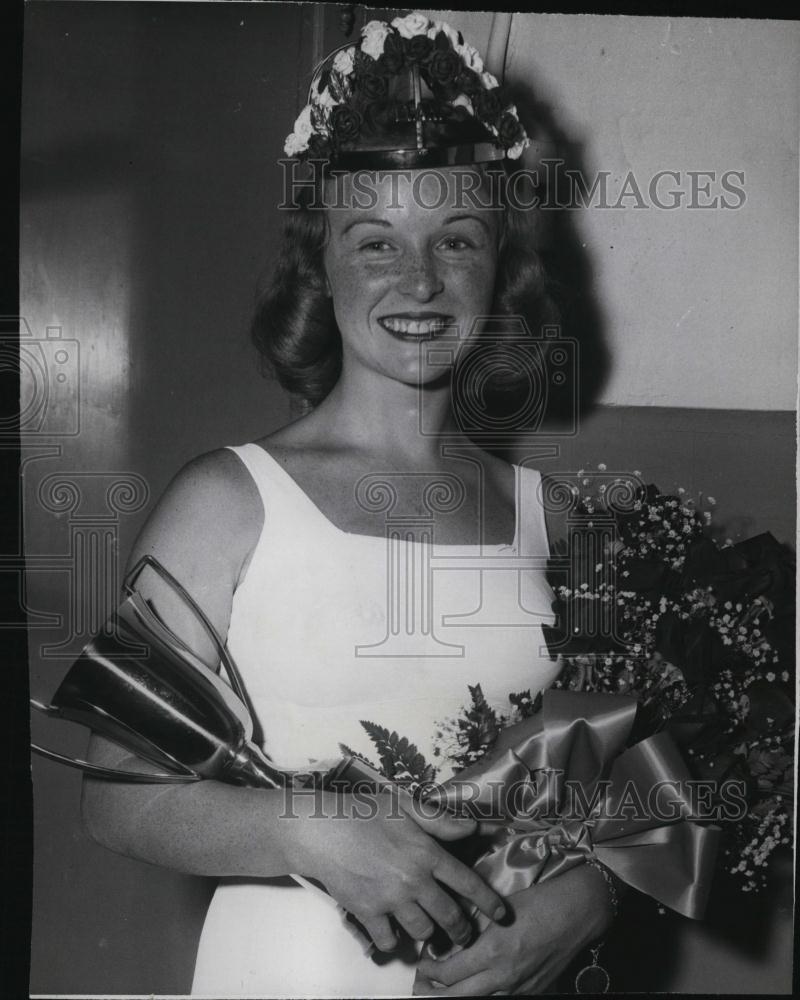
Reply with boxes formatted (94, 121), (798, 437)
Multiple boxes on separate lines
(22, 3), (795, 995)
(425, 9), (799, 409)
(506, 13), (799, 409)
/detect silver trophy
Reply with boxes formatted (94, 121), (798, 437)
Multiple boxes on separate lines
(31, 554), (341, 789)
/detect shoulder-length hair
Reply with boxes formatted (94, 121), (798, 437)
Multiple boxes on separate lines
(251, 166), (561, 408)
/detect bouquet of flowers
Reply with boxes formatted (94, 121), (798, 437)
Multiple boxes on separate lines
(544, 472), (795, 894)
(345, 472), (795, 901)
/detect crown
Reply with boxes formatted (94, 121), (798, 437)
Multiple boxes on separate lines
(283, 13), (530, 169)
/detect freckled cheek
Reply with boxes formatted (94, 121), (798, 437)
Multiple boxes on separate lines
(449, 261), (497, 311)
(328, 262), (395, 328)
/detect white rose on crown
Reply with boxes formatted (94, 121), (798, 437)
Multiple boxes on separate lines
(457, 42), (484, 74)
(284, 131), (306, 157)
(283, 104), (314, 156)
(391, 12), (430, 39)
(361, 19), (391, 59)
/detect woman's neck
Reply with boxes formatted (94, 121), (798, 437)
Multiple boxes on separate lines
(306, 367), (465, 466)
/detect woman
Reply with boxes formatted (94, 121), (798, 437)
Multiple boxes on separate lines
(81, 14), (616, 996)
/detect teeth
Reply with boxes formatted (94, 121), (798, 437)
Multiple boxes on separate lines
(381, 317), (449, 336)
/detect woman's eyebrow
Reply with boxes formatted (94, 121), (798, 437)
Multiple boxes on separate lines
(442, 213), (491, 232)
(341, 218), (392, 235)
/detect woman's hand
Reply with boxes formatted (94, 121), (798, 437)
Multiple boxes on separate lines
(288, 786), (506, 953)
(414, 861), (615, 996)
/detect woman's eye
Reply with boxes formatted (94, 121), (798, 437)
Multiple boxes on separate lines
(359, 240), (394, 252)
(439, 237), (471, 250)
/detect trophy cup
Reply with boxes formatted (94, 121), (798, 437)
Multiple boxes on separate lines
(31, 554), (303, 787)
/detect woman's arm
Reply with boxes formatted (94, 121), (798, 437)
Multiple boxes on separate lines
(81, 450), (505, 950)
(81, 447), (281, 869)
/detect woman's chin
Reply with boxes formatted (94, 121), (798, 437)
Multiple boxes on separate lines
(389, 362), (454, 392)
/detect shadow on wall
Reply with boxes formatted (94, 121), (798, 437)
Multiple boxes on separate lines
(512, 75), (612, 428)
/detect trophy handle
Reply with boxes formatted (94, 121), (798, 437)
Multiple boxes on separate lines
(30, 743), (201, 783)
(123, 554), (265, 746)
(30, 700), (202, 783)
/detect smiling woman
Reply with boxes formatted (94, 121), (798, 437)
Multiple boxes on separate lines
(75, 11), (615, 998)
(24, 4), (796, 997)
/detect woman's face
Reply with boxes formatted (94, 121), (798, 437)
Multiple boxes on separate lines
(323, 167), (501, 388)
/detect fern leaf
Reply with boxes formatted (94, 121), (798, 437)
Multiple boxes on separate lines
(338, 742), (377, 770)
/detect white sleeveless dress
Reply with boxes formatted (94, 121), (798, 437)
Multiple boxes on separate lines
(191, 444), (561, 998)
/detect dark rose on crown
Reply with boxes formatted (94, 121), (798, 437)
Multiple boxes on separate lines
(474, 87), (504, 125)
(429, 49), (461, 85)
(331, 106), (362, 142)
(363, 99), (395, 133)
(404, 35), (434, 64)
(381, 32), (405, 74)
(358, 71), (389, 100)
(456, 69), (482, 96)
(497, 110), (524, 146)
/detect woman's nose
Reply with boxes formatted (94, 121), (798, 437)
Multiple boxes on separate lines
(397, 253), (444, 301)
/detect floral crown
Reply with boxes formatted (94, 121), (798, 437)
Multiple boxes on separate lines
(284, 12), (530, 169)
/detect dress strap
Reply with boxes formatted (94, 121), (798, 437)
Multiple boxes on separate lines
(224, 443), (292, 513)
(515, 465), (552, 558)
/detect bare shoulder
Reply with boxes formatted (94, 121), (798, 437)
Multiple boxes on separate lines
(128, 448), (263, 587)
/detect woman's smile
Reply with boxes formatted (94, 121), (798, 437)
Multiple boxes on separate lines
(377, 312), (456, 340)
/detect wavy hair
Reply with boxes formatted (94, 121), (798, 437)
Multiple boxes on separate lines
(251, 167), (561, 408)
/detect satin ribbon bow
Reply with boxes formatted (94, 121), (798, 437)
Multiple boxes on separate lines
(422, 689), (720, 925)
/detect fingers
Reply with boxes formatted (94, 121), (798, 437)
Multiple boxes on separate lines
(417, 943), (482, 986)
(394, 902), (435, 943)
(418, 886), (473, 948)
(432, 855), (505, 924)
(362, 915), (397, 953)
(424, 970), (503, 996)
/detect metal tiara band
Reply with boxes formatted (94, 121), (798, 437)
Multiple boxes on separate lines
(330, 141), (506, 171)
